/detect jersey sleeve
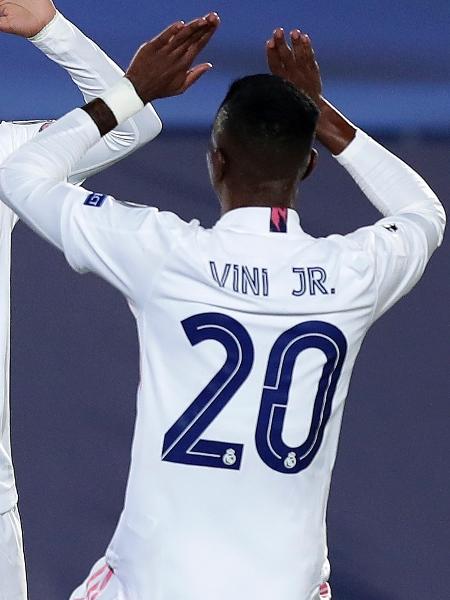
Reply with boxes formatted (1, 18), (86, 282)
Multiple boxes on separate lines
(59, 189), (189, 301)
(28, 11), (162, 184)
(0, 109), (192, 303)
(335, 130), (446, 321)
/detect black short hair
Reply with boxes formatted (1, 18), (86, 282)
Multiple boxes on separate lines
(213, 74), (319, 180)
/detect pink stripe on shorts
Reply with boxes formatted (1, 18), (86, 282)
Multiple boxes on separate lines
(320, 582), (332, 599)
(70, 558), (122, 600)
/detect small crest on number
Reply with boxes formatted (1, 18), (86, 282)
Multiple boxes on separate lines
(223, 449), (237, 466)
(284, 452), (297, 470)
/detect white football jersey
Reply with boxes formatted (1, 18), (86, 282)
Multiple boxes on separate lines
(0, 12), (162, 514)
(0, 111), (445, 600)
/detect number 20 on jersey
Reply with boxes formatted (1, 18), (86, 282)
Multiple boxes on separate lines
(162, 313), (347, 475)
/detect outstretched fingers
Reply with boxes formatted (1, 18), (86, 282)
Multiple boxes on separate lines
(171, 13), (220, 90)
(267, 28), (294, 76)
(274, 29), (294, 67)
(291, 30), (317, 68)
(126, 13), (219, 101)
(169, 16), (210, 52)
(173, 13), (220, 60)
(151, 21), (186, 50)
(181, 27), (218, 69)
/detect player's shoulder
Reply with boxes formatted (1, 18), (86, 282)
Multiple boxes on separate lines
(319, 229), (373, 253)
(323, 218), (421, 268)
(324, 222), (392, 254)
(154, 209), (201, 235)
(122, 202), (201, 237)
(80, 193), (201, 238)
(315, 228), (380, 272)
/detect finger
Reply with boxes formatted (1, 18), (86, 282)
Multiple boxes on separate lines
(173, 20), (214, 54)
(301, 33), (318, 65)
(267, 41), (285, 77)
(151, 21), (185, 50)
(181, 63), (213, 93)
(175, 21), (219, 65)
(292, 30), (315, 67)
(272, 28), (295, 69)
(169, 17), (210, 51)
(290, 29), (305, 63)
(203, 12), (220, 27)
(174, 14), (219, 58)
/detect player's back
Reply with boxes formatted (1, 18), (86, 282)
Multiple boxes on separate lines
(18, 125), (441, 600)
(106, 207), (379, 600)
(1, 110), (444, 598)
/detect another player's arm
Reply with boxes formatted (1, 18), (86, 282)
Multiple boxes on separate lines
(0, 0), (162, 183)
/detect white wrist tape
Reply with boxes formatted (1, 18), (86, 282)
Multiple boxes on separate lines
(100, 78), (145, 124)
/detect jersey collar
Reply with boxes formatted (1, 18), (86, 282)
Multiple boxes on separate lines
(214, 207), (303, 235)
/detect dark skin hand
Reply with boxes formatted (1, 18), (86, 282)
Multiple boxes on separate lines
(267, 28), (357, 155)
(84, 13), (220, 136)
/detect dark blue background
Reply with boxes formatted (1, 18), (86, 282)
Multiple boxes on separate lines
(1, 0), (449, 132)
(3, 1), (449, 599)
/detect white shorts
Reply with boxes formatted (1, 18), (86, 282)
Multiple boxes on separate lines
(0, 506), (27, 600)
(70, 557), (124, 600)
(70, 557), (332, 600)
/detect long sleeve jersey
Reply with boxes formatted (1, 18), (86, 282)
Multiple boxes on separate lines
(0, 107), (445, 599)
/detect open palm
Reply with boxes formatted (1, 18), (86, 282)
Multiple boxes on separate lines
(0, 0), (56, 38)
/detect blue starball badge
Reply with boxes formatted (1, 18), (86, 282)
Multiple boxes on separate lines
(84, 193), (107, 208)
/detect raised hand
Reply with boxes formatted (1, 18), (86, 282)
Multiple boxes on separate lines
(267, 26), (356, 154)
(267, 28), (322, 106)
(0, 0), (56, 38)
(126, 12), (220, 103)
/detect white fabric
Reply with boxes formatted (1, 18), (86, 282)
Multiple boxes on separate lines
(0, 506), (27, 600)
(0, 119), (445, 599)
(0, 11), (162, 513)
(335, 129), (445, 319)
(100, 78), (145, 125)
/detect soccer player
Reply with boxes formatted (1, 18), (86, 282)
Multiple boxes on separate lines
(0, 14), (445, 600)
(0, 1), (162, 597)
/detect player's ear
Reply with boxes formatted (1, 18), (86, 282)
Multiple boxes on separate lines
(301, 148), (318, 181)
(207, 146), (227, 185)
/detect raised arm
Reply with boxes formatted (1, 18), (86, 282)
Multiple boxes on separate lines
(267, 28), (446, 319)
(0, 14), (219, 250)
(266, 28), (445, 246)
(0, 0), (162, 183)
